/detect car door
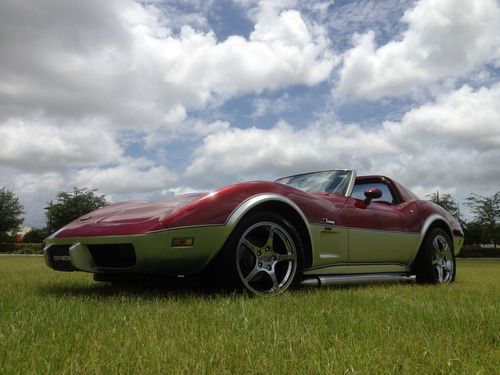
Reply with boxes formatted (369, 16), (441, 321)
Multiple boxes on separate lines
(343, 180), (419, 264)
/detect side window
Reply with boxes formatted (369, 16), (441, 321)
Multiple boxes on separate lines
(350, 182), (396, 204)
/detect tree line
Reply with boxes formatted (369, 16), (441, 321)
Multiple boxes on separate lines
(422, 191), (499, 247)
(0, 186), (499, 246)
(0, 187), (107, 243)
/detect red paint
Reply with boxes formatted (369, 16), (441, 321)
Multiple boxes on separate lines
(416, 200), (463, 234)
(342, 198), (421, 232)
(54, 175), (462, 239)
(55, 193), (207, 237)
(158, 182), (347, 229)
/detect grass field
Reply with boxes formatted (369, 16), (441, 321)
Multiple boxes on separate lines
(0, 257), (498, 374)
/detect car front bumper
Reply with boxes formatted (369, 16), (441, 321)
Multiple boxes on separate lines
(43, 225), (230, 275)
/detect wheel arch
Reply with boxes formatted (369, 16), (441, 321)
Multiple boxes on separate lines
(411, 214), (453, 267)
(226, 194), (313, 269)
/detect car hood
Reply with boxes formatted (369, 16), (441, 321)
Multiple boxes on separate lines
(51, 193), (208, 238)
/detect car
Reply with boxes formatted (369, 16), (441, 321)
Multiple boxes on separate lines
(43, 169), (464, 294)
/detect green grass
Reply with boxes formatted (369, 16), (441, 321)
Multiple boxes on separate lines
(0, 258), (498, 374)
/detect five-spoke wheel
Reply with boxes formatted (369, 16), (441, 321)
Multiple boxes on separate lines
(222, 212), (303, 295)
(431, 234), (454, 283)
(237, 221), (298, 294)
(414, 228), (456, 284)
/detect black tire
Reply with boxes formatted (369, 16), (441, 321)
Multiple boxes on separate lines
(414, 228), (456, 284)
(217, 211), (304, 295)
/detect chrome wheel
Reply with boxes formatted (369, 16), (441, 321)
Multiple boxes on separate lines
(432, 234), (454, 284)
(236, 221), (298, 294)
(414, 228), (456, 284)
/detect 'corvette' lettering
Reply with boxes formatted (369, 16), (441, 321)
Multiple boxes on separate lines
(53, 255), (71, 261)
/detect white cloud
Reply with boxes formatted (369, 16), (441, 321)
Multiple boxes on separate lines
(0, 0), (335, 179)
(157, 17), (334, 104)
(143, 120), (230, 149)
(252, 94), (291, 117)
(335, 0), (500, 100)
(14, 82), (498, 226)
(0, 159), (178, 227)
(186, 83), (500, 193)
(185, 120), (396, 187)
(72, 157), (179, 195)
(0, 0), (334, 131)
(0, 118), (122, 172)
(383, 84), (500, 151)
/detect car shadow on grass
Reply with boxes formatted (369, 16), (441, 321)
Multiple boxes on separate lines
(36, 277), (401, 300)
(36, 277), (243, 300)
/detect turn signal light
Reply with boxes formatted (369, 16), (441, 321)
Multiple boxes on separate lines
(171, 237), (194, 247)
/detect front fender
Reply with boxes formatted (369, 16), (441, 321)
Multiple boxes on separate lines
(415, 214), (463, 256)
(226, 193), (310, 229)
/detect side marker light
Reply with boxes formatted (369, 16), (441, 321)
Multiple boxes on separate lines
(171, 238), (194, 247)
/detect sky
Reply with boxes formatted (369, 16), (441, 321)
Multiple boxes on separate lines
(0, 0), (499, 228)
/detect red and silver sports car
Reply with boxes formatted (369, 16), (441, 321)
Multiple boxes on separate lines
(44, 170), (464, 294)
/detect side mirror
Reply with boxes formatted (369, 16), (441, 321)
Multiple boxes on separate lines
(363, 188), (382, 206)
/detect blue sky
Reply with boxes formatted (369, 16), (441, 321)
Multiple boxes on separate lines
(0, 0), (499, 227)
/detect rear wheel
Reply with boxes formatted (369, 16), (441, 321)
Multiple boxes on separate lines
(414, 228), (456, 284)
(221, 212), (304, 295)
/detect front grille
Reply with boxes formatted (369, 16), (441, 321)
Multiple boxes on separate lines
(87, 244), (136, 268)
(46, 245), (76, 271)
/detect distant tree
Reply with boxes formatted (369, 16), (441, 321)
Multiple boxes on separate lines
(0, 187), (24, 242)
(427, 190), (460, 218)
(46, 187), (108, 232)
(465, 192), (500, 248)
(23, 227), (50, 243)
(462, 221), (484, 246)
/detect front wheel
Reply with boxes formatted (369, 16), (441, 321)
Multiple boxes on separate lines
(414, 228), (456, 284)
(222, 212), (304, 295)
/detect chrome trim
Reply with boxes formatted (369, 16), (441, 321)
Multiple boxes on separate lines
(146, 223), (226, 234)
(318, 253), (340, 259)
(345, 169), (357, 197)
(416, 214), (452, 251)
(306, 261), (409, 271)
(406, 214), (454, 267)
(300, 273), (416, 287)
(44, 227), (65, 241)
(225, 194), (315, 269)
(275, 169), (354, 180)
(46, 231), (158, 242)
(321, 218), (335, 231)
(308, 224), (349, 266)
(304, 257), (409, 276)
(226, 193), (311, 233)
(310, 224), (419, 235)
(275, 169), (357, 197)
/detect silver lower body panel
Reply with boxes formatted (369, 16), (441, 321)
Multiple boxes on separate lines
(300, 273), (416, 287)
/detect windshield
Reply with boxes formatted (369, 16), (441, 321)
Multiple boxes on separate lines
(275, 170), (354, 196)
